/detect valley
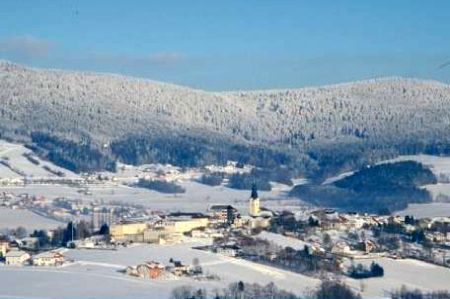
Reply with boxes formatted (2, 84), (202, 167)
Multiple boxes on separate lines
(2, 2), (450, 298)
(0, 63), (450, 299)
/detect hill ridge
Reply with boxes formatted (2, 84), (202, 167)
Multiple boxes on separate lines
(1, 60), (450, 176)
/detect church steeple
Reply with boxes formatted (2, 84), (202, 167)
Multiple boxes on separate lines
(249, 183), (260, 217)
(251, 183), (258, 199)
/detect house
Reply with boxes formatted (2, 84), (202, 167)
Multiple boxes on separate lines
(0, 240), (10, 258)
(191, 228), (223, 239)
(232, 215), (248, 228)
(331, 241), (351, 255)
(339, 214), (366, 229)
(134, 261), (165, 279)
(32, 250), (65, 266)
(209, 205), (238, 224)
(216, 245), (241, 257)
(4, 250), (30, 265)
(126, 261), (165, 279)
(168, 259), (190, 276)
(361, 240), (377, 254)
(19, 237), (40, 251)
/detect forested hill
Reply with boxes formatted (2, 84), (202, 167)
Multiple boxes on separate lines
(290, 161), (437, 213)
(1, 60), (450, 177)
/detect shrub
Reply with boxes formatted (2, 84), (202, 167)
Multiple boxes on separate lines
(136, 179), (186, 194)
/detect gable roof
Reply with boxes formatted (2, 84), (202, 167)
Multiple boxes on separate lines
(5, 250), (29, 258)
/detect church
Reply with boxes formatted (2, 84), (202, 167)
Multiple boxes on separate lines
(247, 184), (274, 228)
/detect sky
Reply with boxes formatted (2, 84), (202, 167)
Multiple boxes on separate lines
(0, 0), (449, 90)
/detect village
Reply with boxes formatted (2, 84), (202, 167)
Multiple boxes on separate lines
(1, 183), (449, 286)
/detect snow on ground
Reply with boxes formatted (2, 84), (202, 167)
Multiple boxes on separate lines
(256, 231), (310, 250)
(344, 257), (450, 298)
(0, 164), (21, 179)
(322, 170), (355, 185)
(0, 263), (177, 299)
(387, 155), (450, 177)
(0, 207), (63, 230)
(0, 140), (79, 179)
(0, 181), (301, 214)
(0, 242), (449, 299)
(396, 203), (450, 218)
(0, 139), (304, 214)
(0, 242), (320, 299)
(425, 183), (450, 199)
(64, 241), (319, 290)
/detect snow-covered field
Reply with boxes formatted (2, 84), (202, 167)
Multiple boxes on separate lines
(0, 181), (300, 215)
(348, 257), (450, 298)
(0, 139), (302, 215)
(256, 231), (310, 250)
(0, 207), (63, 230)
(0, 242), (320, 299)
(0, 140), (79, 179)
(397, 203), (450, 218)
(0, 242), (449, 299)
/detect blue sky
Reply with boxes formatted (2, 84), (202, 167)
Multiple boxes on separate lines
(0, 0), (449, 90)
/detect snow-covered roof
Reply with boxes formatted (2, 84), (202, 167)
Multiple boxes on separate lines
(5, 250), (29, 257)
(33, 251), (64, 259)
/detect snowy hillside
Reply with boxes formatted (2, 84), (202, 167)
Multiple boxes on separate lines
(0, 140), (79, 179)
(1, 60), (450, 144)
(1, 60), (450, 175)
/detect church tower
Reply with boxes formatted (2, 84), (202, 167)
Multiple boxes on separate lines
(249, 183), (260, 217)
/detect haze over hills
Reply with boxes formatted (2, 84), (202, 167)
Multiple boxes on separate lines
(1, 60), (450, 178)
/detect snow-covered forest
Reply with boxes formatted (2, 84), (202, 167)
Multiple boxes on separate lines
(1, 60), (450, 178)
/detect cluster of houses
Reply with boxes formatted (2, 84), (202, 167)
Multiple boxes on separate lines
(109, 185), (274, 246)
(126, 261), (166, 279)
(0, 240), (67, 267)
(1, 191), (153, 231)
(125, 258), (210, 280)
(1, 171), (449, 283)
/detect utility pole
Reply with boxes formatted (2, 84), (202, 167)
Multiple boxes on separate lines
(443, 250), (446, 267)
(71, 221), (74, 243)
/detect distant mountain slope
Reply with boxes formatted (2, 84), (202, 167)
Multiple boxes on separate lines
(0, 60), (258, 142)
(1, 60), (450, 176)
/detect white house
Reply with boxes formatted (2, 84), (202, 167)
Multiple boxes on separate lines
(216, 245), (241, 257)
(5, 250), (30, 265)
(32, 250), (66, 266)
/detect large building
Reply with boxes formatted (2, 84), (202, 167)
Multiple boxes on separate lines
(156, 213), (209, 234)
(110, 221), (148, 242)
(209, 205), (238, 224)
(91, 207), (115, 230)
(110, 213), (209, 243)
